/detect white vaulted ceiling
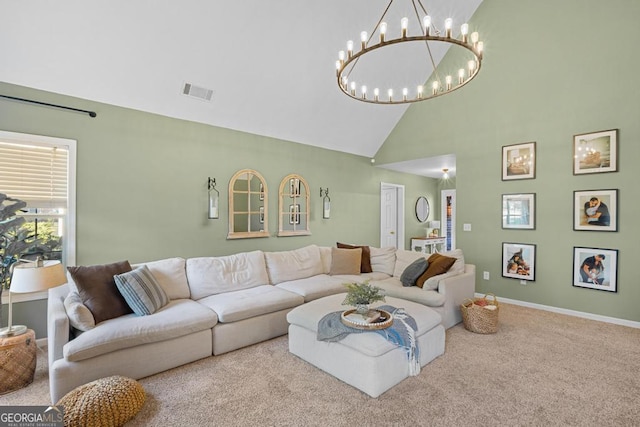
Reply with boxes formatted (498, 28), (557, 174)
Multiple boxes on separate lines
(0, 0), (482, 166)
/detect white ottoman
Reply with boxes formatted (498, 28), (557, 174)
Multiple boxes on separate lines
(286, 293), (445, 398)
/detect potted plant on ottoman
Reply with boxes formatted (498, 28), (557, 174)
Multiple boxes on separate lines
(342, 281), (386, 316)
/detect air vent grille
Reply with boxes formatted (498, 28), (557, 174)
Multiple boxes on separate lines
(182, 83), (213, 101)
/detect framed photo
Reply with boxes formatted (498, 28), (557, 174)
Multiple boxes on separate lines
(502, 193), (535, 229)
(502, 142), (536, 180)
(573, 129), (618, 175)
(502, 242), (536, 281)
(573, 247), (618, 293)
(259, 183), (264, 201)
(573, 189), (618, 232)
(289, 178), (300, 197)
(259, 206), (264, 223)
(289, 204), (300, 224)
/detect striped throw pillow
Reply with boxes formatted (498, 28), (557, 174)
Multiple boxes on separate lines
(114, 265), (169, 316)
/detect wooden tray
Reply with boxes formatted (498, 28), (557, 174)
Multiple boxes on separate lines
(340, 309), (393, 330)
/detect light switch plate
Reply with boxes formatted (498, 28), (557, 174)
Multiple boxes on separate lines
(463, 223), (471, 231)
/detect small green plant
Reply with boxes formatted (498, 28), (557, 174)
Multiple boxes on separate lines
(342, 281), (386, 307)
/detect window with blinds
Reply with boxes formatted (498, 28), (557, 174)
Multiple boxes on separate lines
(0, 131), (76, 269)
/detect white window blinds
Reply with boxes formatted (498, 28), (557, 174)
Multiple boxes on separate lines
(0, 141), (69, 208)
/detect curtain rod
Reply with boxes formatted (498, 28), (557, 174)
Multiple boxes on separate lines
(0, 94), (97, 118)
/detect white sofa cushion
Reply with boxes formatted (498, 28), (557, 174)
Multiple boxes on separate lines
(186, 251), (269, 300)
(369, 246), (396, 276)
(371, 278), (446, 307)
(197, 285), (304, 323)
(393, 250), (426, 278)
(264, 245), (323, 285)
(133, 257), (190, 300)
(63, 299), (217, 362)
(276, 274), (347, 302)
(318, 246), (332, 274)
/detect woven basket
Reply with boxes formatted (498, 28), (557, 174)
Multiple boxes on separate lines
(0, 329), (37, 395)
(461, 293), (499, 334)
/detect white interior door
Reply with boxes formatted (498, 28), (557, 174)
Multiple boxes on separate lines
(441, 189), (456, 251)
(380, 183), (405, 248)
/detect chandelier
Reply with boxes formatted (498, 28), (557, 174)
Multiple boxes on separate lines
(335, 0), (484, 105)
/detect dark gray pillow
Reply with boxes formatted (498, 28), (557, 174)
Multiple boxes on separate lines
(400, 257), (429, 287)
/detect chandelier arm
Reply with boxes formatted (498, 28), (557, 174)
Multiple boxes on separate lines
(345, 0), (395, 81)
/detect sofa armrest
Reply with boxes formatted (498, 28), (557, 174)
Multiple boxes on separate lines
(48, 283), (70, 368)
(436, 264), (476, 328)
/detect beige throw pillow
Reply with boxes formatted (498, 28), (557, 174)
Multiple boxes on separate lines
(64, 291), (96, 331)
(329, 247), (362, 275)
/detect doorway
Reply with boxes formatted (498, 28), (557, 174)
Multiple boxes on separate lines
(380, 183), (405, 249)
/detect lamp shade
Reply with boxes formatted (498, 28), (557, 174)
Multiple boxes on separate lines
(10, 260), (67, 293)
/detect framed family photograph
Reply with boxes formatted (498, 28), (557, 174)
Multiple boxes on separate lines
(502, 142), (536, 180)
(502, 193), (536, 229)
(502, 242), (536, 281)
(573, 189), (618, 232)
(572, 247), (618, 293)
(573, 129), (618, 175)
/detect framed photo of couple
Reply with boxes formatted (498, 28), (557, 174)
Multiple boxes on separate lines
(572, 247), (618, 293)
(573, 189), (618, 232)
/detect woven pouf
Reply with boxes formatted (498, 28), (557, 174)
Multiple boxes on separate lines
(56, 375), (145, 427)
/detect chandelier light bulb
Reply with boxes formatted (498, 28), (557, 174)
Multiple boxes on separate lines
(471, 31), (479, 44)
(432, 80), (439, 95)
(423, 15), (431, 36)
(335, 60), (341, 72)
(374, 87), (380, 101)
(401, 17), (409, 38)
(402, 87), (408, 101)
(361, 85), (367, 99)
(338, 50), (345, 62)
(417, 85), (424, 98)
(460, 23), (469, 42)
(347, 40), (354, 58)
(341, 76), (348, 88)
(444, 18), (453, 38)
(445, 75), (452, 90)
(387, 88), (393, 101)
(360, 31), (367, 49)
(380, 22), (387, 42)
(458, 68), (465, 83)
(477, 41), (484, 56)
(468, 60), (476, 75)
(350, 81), (356, 95)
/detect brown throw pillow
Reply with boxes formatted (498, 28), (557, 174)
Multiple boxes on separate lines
(68, 260), (133, 324)
(415, 253), (456, 288)
(329, 247), (362, 275)
(336, 242), (372, 273)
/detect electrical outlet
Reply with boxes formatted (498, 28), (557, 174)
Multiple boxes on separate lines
(463, 223), (471, 231)
(483, 271), (490, 280)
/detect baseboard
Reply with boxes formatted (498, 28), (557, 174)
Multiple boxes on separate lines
(474, 293), (640, 329)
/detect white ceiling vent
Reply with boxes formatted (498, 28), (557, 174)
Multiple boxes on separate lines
(182, 83), (213, 102)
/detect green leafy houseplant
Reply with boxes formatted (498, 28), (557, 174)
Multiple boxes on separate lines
(342, 281), (386, 313)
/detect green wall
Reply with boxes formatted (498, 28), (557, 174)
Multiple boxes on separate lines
(0, 82), (438, 338)
(376, 0), (640, 323)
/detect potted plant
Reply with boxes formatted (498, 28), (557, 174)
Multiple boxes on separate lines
(342, 281), (386, 315)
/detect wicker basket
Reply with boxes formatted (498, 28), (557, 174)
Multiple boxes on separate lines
(0, 329), (37, 395)
(460, 293), (499, 334)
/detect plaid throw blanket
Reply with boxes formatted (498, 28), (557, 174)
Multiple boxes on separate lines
(316, 305), (421, 376)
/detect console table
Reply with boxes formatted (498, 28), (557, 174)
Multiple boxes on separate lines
(411, 237), (446, 254)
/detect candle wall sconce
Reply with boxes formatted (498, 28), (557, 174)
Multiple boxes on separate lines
(320, 187), (331, 219)
(208, 177), (219, 219)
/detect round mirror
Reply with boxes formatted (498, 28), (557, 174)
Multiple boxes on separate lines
(415, 196), (430, 223)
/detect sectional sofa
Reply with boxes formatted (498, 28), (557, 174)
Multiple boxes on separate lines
(47, 244), (475, 402)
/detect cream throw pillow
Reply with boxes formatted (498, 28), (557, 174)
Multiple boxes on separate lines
(64, 291), (96, 331)
(329, 247), (362, 275)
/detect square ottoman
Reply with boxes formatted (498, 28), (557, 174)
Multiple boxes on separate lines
(286, 293), (445, 398)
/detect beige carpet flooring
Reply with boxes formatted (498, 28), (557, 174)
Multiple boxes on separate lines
(1, 303), (639, 426)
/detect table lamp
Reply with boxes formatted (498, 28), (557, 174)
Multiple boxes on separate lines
(0, 257), (67, 337)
